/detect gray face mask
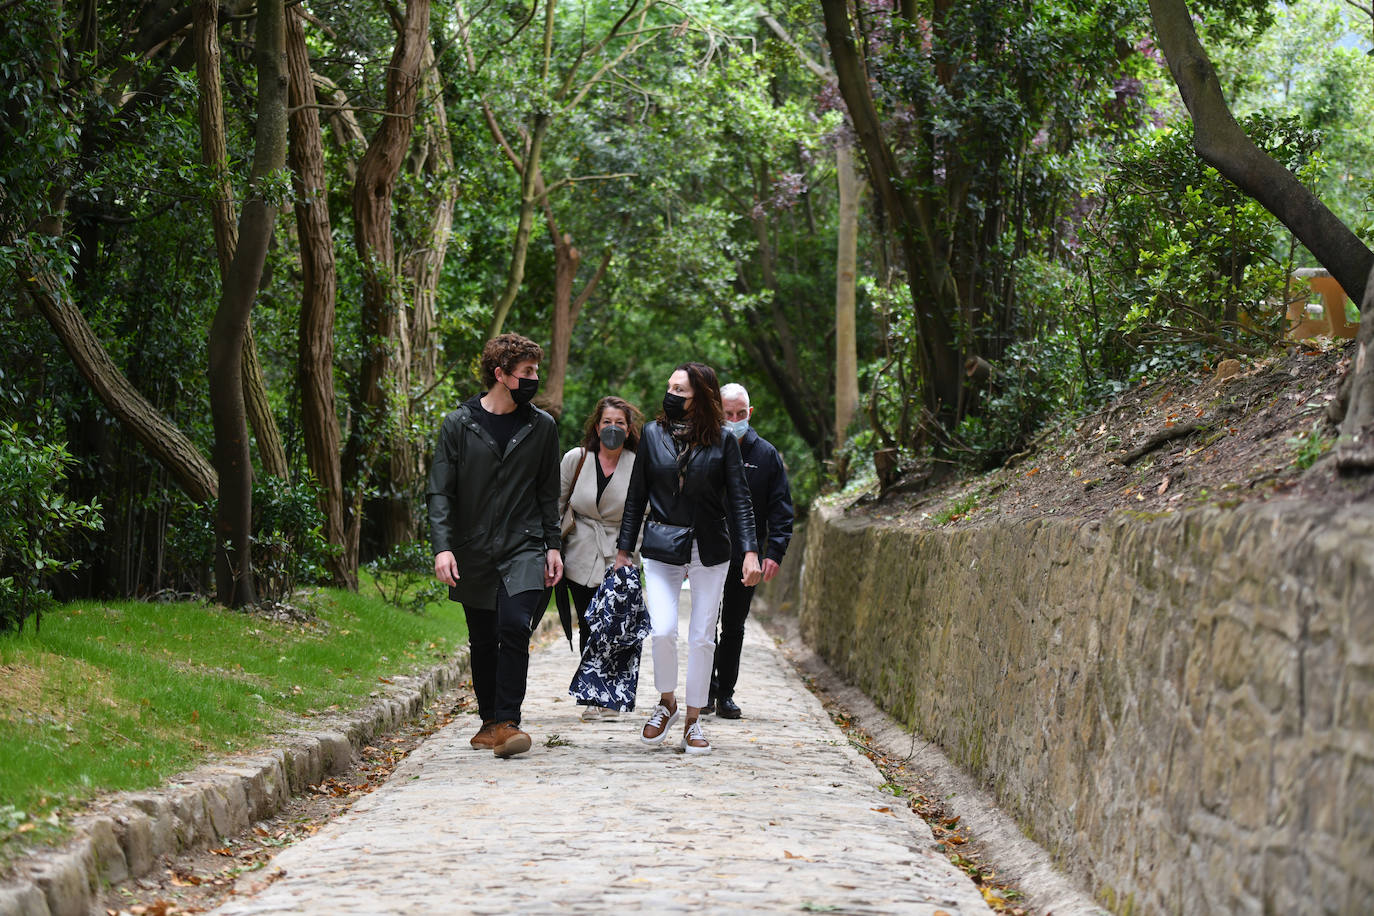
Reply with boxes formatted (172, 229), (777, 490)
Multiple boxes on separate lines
(599, 425), (627, 450)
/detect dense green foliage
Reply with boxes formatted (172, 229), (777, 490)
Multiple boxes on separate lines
(0, 0), (1369, 601)
(0, 423), (103, 632)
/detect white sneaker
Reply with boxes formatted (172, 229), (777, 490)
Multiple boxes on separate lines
(580, 705), (602, 722)
(679, 719), (712, 756)
(640, 703), (680, 745)
(600, 707), (620, 718)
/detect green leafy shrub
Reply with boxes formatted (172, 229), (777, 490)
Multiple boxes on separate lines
(252, 475), (336, 607)
(366, 542), (447, 615)
(0, 422), (103, 632)
(1081, 113), (1321, 366)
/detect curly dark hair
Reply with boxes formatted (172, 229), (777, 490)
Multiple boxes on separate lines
(479, 333), (543, 388)
(581, 396), (643, 452)
(657, 362), (722, 448)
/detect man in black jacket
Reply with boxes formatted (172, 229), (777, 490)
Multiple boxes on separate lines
(429, 333), (564, 758)
(708, 382), (793, 719)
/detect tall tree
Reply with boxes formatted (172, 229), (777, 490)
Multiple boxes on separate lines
(206, 0), (289, 607)
(285, 3), (354, 587)
(11, 0), (219, 507)
(459, 0), (678, 415)
(1147, 0), (1374, 468)
(194, 0), (289, 482)
(760, 12), (861, 452)
(341, 0), (432, 553)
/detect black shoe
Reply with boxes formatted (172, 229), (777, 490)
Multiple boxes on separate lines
(701, 697), (716, 715)
(716, 696), (741, 719)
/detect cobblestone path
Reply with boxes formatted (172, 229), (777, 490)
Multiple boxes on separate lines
(213, 590), (991, 915)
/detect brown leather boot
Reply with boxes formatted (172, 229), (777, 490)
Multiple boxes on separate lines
(489, 721), (532, 758)
(469, 720), (498, 750)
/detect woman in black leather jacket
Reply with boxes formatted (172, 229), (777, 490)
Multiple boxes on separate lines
(615, 362), (761, 755)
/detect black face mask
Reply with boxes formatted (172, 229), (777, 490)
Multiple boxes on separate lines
(662, 392), (688, 421)
(506, 376), (539, 406)
(599, 425), (627, 450)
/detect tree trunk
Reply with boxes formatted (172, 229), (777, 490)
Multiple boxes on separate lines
(241, 323), (287, 479)
(1148, 0), (1372, 305)
(404, 41), (457, 403)
(486, 112), (550, 339)
(286, 3), (354, 588)
(820, 0), (962, 430)
(207, 0), (288, 608)
(834, 141), (860, 449)
(1337, 265), (1374, 470)
(20, 254), (217, 504)
(194, 0), (288, 482)
(342, 0), (431, 557)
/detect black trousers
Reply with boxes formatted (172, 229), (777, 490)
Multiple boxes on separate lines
(566, 580), (598, 655)
(463, 582), (547, 725)
(710, 558), (756, 701)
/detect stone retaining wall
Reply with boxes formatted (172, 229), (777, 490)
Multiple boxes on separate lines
(799, 501), (1373, 915)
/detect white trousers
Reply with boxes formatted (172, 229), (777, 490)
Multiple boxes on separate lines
(642, 542), (730, 708)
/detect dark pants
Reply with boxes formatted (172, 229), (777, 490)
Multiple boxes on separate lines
(710, 558), (756, 701)
(566, 580), (597, 655)
(463, 582), (547, 725)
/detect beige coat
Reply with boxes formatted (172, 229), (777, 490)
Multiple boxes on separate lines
(559, 446), (638, 587)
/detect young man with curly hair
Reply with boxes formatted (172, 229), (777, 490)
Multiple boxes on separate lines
(428, 333), (564, 758)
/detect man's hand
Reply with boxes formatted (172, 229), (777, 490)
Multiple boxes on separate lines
(434, 550), (460, 587)
(741, 551), (762, 587)
(761, 558), (781, 583)
(614, 549), (634, 570)
(545, 549), (564, 587)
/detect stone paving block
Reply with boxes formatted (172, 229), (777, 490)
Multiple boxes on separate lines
(212, 591), (991, 915)
(0, 885), (50, 916)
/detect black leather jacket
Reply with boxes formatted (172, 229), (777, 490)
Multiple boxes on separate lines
(617, 422), (759, 567)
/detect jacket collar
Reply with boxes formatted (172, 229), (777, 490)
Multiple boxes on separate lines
(457, 397), (538, 459)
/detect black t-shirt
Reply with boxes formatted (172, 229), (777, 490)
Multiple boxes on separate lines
(467, 396), (527, 455)
(595, 453), (612, 504)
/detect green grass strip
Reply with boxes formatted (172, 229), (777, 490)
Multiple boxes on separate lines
(0, 577), (468, 864)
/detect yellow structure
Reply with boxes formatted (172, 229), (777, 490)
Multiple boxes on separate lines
(1287, 268), (1359, 339)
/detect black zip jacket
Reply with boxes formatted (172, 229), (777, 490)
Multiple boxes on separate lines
(616, 421), (758, 567)
(427, 397), (562, 606)
(733, 427), (793, 566)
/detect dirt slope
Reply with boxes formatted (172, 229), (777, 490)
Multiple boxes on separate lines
(845, 340), (1373, 529)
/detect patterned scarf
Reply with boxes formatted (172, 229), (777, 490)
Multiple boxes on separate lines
(669, 420), (692, 492)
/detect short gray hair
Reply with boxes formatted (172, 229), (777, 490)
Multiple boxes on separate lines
(719, 382), (750, 405)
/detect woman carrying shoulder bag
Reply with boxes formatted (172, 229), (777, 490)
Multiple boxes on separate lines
(559, 396), (642, 719)
(614, 362), (761, 755)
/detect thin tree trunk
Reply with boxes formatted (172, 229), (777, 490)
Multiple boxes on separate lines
(287, 3), (354, 587)
(342, 0), (431, 557)
(486, 112), (550, 339)
(834, 142), (860, 448)
(207, 0), (288, 607)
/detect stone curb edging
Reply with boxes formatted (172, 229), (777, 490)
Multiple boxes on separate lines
(0, 649), (471, 916)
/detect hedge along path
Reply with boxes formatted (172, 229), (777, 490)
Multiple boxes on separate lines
(0, 647), (471, 916)
(210, 589), (991, 915)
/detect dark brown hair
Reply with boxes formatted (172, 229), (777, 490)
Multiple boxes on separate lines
(581, 396), (643, 452)
(479, 333), (543, 388)
(657, 362), (723, 448)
